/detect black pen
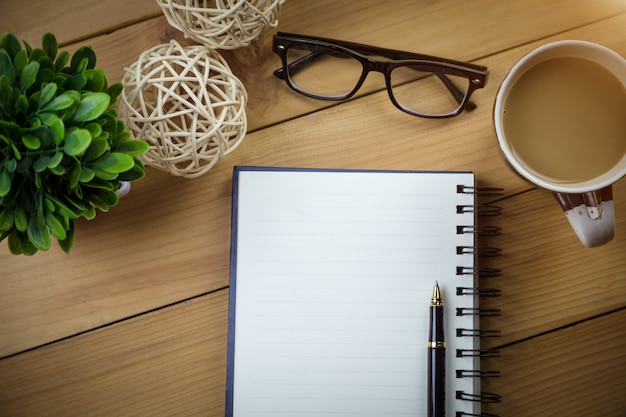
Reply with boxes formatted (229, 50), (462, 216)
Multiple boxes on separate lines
(428, 282), (445, 417)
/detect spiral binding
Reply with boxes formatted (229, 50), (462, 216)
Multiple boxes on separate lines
(456, 348), (501, 358)
(455, 183), (502, 416)
(457, 225), (502, 236)
(456, 266), (502, 278)
(456, 370), (501, 378)
(456, 391), (502, 404)
(456, 287), (501, 297)
(456, 328), (501, 338)
(457, 204), (502, 216)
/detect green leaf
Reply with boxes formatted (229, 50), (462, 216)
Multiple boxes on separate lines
(19, 60), (40, 92)
(37, 111), (58, 125)
(45, 210), (66, 240)
(63, 128), (92, 156)
(45, 195), (77, 218)
(34, 68), (54, 91)
(28, 48), (46, 63)
(44, 197), (55, 212)
(0, 206), (14, 231)
(78, 166), (95, 183)
(0, 169), (10, 197)
(117, 159), (145, 182)
(83, 205), (96, 220)
(42, 33), (58, 61)
(36, 56), (54, 72)
(34, 171), (42, 189)
(7, 140), (21, 160)
(13, 49), (27, 78)
(107, 82), (123, 104)
(16, 156), (32, 173)
(55, 50), (70, 72)
(17, 93), (29, 115)
(48, 152), (64, 169)
(84, 137), (109, 161)
(27, 215), (51, 251)
(49, 164), (65, 175)
(14, 205), (27, 232)
(99, 189), (119, 206)
(0, 50), (15, 86)
(0, 32), (22, 60)
(80, 178), (114, 191)
(58, 220), (74, 253)
(90, 196), (110, 212)
(69, 163), (80, 188)
(42, 92), (75, 111)
(33, 155), (51, 173)
(38, 82), (58, 108)
(6, 158), (17, 172)
(0, 74), (11, 101)
(84, 69), (105, 92)
(70, 73), (87, 90)
(94, 152), (134, 173)
(7, 231), (24, 255)
(49, 116), (65, 146)
(84, 122), (102, 139)
(114, 140), (149, 156)
(22, 133), (41, 150)
(73, 92), (110, 122)
(70, 47), (96, 73)
(34, 124), (53, 148)
(93, 168), (118, 181)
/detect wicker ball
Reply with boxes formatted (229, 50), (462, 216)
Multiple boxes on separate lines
(119, 40), (247, 178)
(156, 0), (285, 50)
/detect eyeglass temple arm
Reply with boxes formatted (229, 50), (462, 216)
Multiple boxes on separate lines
(274, 48), (477, 110)
(435, 72), (477, 111)
(273, 49), (331, 79)
(344, 42), (479, 110)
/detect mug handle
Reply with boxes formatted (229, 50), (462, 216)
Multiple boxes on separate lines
(553, 186), (614, 247)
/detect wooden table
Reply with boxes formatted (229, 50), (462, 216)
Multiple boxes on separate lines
(1, 1), (626, 415)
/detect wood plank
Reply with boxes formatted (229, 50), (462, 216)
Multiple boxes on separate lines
(1, 4), (626, 358)
(0, 0), (163, 46)
(0, 3), (626, 357)
(0, 287), (623, 416)
(0, 290), (229, 417)
(482, 308), (626, 417)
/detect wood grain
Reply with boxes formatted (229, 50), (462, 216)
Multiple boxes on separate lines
(482, 308), (626, 417)
(0, 290), (229, 417)
(1, 1), (626, 415)
(2, 8), (626, 358)
(0, 289), (623, 416)
(0, 0), (163, 46)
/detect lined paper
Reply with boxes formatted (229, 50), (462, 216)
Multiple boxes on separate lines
(229, 168), (479, 417)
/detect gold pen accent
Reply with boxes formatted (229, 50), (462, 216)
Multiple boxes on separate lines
(430, 281), (443, 307)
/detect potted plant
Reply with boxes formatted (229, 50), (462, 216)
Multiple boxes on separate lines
(0, 32), (149, 255)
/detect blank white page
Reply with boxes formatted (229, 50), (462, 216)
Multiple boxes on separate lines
(228, 167), (479, 417)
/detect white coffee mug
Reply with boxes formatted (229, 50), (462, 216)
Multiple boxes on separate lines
(494, 40), (626, 247)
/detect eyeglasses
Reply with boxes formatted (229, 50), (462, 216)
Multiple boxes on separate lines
(273, 32), (489, 118)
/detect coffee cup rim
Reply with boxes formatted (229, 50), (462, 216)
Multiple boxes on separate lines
(494, 39), (626, 194)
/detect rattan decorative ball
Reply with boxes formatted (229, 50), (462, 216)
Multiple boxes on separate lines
(118, 40), (247, 178)
(156, 0), (286, 50)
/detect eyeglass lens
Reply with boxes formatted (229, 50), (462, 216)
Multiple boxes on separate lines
(284, 43), (471, 116)
(390, 65), (470, 116)
(285, 46), (364, 98)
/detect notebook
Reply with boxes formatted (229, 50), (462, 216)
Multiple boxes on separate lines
(226, 166), (500, 417)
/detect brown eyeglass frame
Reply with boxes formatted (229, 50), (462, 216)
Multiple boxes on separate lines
(273, 32), (489, 118)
